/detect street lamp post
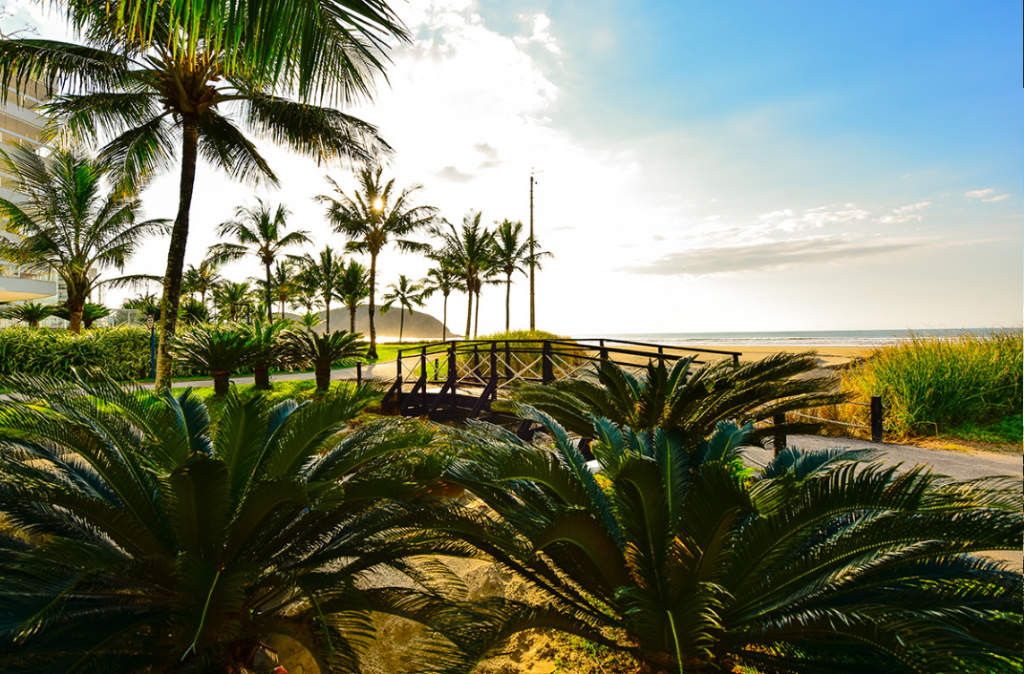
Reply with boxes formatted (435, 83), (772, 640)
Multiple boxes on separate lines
(146, 313), (156, 380)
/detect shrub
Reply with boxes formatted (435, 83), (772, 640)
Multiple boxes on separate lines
(0, 325), (151, 380)
(840, 329), (1022, 438)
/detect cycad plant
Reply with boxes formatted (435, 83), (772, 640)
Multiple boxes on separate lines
(244, 318), (290, 389)
(500, 353), (848, 449)
(172, 323), (255, 395)
(428, 410), (1023, 674)
(0, 302), (56, 327)
(52, 302), (111, 329)
(282, 329), (366, 392)
(0, 374), (450, 674)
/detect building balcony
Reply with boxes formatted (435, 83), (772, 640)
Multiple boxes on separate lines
(0, 273), (56, 302)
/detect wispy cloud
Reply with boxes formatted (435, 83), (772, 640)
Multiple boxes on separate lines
(435, 166), (475, 183)
(880, 201), (930, 223)
(514, 14), (561, 53)
(983, 194), (1010, 202)
(626, 235), (930, 276)
(965, 188), (995, 198)
(756, 204), (871, 232)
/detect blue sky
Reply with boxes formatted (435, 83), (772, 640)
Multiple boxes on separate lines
(7, 0), (1022, 334)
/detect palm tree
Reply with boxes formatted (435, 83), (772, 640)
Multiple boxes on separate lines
(430, 211), (494, 340)
(491, 219), (551, 332)
(0, 301), (55, 327)
(282, 329), (366, 392)
(319, 166), (437, 359)
(269, 260), (298, 319)
(500, 353), (848, 449)
(429, 411), (1023, 674)
(0, 373), (450, 673)
(336, 259), (370, 334)
(123, 291), (162, 322)
(381, 274), (429, 343)
(299, 246), (346, 334)
(177, 296), (210, 326)
(0, 1), (403, 389)
(425, 256), (464, 340)
(0, 145), (169, 333)
(208, 200), (311, 320)
(181, 255), (223, 305)
(212, 281), (253, 322)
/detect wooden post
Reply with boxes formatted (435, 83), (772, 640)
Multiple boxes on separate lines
(504, 341), (512, 384)
(871, 396), (884, 443)
(473, 344), (479, 381)
(448, 341), (457, 395)
(420, 347), (427, 383)
(396, 351), (402, 381)
(489, 342), (498, 387)
(599, 338), (608, 360)
(773, 413), (786, 456)
(433, 358), (439, 382)
(356, 361), (362, 385)
(542, 341), (554, 383)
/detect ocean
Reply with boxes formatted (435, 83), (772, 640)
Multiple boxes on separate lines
(571, 328), (1016, 349)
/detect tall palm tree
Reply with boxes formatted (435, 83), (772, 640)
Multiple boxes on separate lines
(429, 413), (1023, 674)
(336, 259), (370, 334)
(212, 280), (252, 322)
(0, 146), (168, 333)
(319, 166), (437, 359)
(491, 219), (551, 332)
(0, 1), (402, 388)
(381, 274), (429, 343)
(208, 200), (311, 321)
(0, 373), (449, 673)
(268, 260), (298, 319)
(430, 211), (494, 340)
(181, 254), (223, 305)
(425, 256), (464, 340)
(299, 246), (346, 334)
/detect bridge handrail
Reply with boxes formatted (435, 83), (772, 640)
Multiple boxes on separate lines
(396, 338), (742, 361)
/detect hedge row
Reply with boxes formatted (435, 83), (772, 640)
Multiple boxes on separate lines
(0, 326), (267, 381)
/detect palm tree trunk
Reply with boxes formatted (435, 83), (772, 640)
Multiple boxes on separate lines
(442, 294), (448, 340)
(349, 305), (356, 334)
(505, 275), (512, 332)
(474, 289), (481, 339)
(465, 279), (473, 339)
(367, 255), (378, 360)
(280, 298), (285, 319)
(68, 295), (85, 335)
(155, 116), (200, 391)
(324, 296), (331, 333)
(213, 371), (230, 397)
(265, 262), (273, 321)
(253, 363), (270, 389)
(315, 361), (331, 392)
(399, 308), (404, 343)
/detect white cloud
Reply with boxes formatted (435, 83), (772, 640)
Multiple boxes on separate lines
(756, 204), (871, 232)
(894, 201), (931, 214)
(982, 194), (1010, 202)
(628, 235), (932, 276)
(965, 188), (995, 198)
(514, 14), (561, 53)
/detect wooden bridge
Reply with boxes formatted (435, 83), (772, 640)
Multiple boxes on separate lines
(379, 338), (742, 427)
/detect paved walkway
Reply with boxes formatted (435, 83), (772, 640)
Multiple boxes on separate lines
(138, 361), (399, 390)
(743, 435), (1022, 572)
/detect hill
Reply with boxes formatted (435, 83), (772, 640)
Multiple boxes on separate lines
(313, 306), (461, 340)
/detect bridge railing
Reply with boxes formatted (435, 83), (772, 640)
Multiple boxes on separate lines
(391, 338), (743, 394)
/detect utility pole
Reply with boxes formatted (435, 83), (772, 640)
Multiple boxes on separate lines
(529, 170), (537, 331)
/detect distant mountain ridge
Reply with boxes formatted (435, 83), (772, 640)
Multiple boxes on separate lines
(313, 306), (461, 339)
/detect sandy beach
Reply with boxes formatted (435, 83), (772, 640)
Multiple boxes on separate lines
(590, 343), (874, 368)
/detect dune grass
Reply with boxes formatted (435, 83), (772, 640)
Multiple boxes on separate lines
(839, 329), (1022, 442)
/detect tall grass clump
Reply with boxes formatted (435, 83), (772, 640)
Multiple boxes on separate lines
(842, 329), (1022, 438)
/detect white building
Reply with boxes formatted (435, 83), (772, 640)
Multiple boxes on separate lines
(0, 82), (65, 325)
